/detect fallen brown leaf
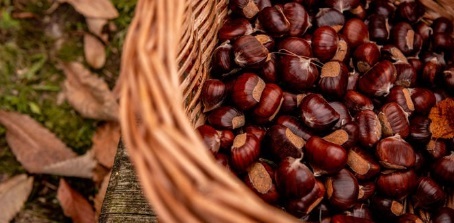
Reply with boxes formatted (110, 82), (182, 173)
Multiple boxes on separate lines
(0, 110), (96, 178)
(94, 171), (111, 221)
(0, 174), (34, 223)
(84, 33), (106, 69)
(57, 0), (118, 19)
(57, 179), (95, 223)
(62, 62), (119, 121)
(86, 18), (108, 42)
(429, 98), (454, 139)
(92, 122), (120, 168)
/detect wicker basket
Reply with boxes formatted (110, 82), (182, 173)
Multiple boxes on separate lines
(118, 0), (454, 222)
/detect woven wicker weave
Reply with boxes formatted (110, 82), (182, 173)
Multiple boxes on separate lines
(118, 0), (454, 222)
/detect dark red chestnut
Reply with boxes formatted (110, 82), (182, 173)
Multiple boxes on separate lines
(207, 106), (245, 129)
(391, 22), (422, 56)
(254, 33), (275, 51)
(358, 181), (376, 201)
(253, 83), (283, 121)
(286, 180), (325, 218)
(398, 213), (424, 223)
(325, 169), (359, 210)
(280, 55), (319, 91)
(275, 156), (315, 198)
(312, 26), (339, 62)
(394, 63), (417, 87)
(386, 86), (415, 113)
(432, 33), (453, 53)
(324, 0), (360, 12)
(259, 53), (277, 83)
(353, 42), (380, 73)
(280, 92), (304, 113)
(396, 1), (425, 23)
(211, 42), (234, 74)
(356, 110), (382, 147)
(218, 18), (253, 42)
(409, 88), (436, 115)
(378, 102), (410, 138)
(232, 73), (266, 110)
(282, 2), (311, 36)
(229, 0), (260, 19)
(230, 133), (261, 171)
(358, 60), (396, 97)
(257, 6), (290, 37)
(420, 59), (441, 88)
(371, 196), (405, 220)
(347, 147), (380, 180)
(381, 45), (408, 64)
(244, 161), (279, 203)
(218, 129), (234, 150)
(276, 115), (313, 141)
(332, 36), (350, 63)
(300, 94), (340, 131)
(369, 1), (395, 17)
(347, 71), (359, 90)
(318, 61), (349, 99)
(432, 17), (453, 34)
(376, 136), (415, 169)
(412, 177), (445, 209)
(426, 140), (447, 159)
(265, 125), (305, 160)
(315, 8), (345, 32)
(431, 207), (454, 223)
(328, 101), (352, 129)
(196, 125), (220, 154)
(342, 18), (369, 48)
(431, 154), (454, 186)
(201, 79), (226, 112)
(368, 14), (389, 44)
(305, 136), (347, 176)
(233, 35), (269, 68)
(214, 153), (231, 171)
(376, 170), (417, 199)
(277, 37), (312, 57)
(408, 115), (432, 145)
(343, 90), (374, 114)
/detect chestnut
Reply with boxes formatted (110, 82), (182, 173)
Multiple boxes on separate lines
(230, 133), (261, 171)
(233, 35), (269, 68)
(331, 215), (374, 223)
(381, 45), (408, 64)
(218, 129), (234, 150)
(368, 14), (389, 45)
(324, 0), (360, 13)
(358, 60), (396, 97)
(332, 36), (350, 63)
(378, 102), (410, 138)
(280, 92), (304, 113)
(280, 55), (319, 91)
(325, 169), (359, 210)
(342, 18), (369, 48)
(412, 177), (445, 209)
(347, 203), (373, 220)
(371, 196), (405, 220)
(259, 53), (277, 83)
(300, 94), (340, 131)
(358, 181), (376, 201)
(211, 42), (234, 74)
(432, 33), (453, 53)
(253, 83), (283, 121)
(285, 180), (325, 218)
(282, 2), (311, 36)
(257, 6), (290, 37)
(346, 71), (359, 90)
(207, 106), (245, 129)
(356, 110), (382, 147)
(305, 136), (347, 175)
(229, 0), (260, 19)
(201, 79), (226, 112)
(431, 154), (454, 186)
(432, 17), (453, 34)
(408, 115), (432, 145)
(394, 63), (417, 88)
(218, 18), (253, 42)
(431, 207), (454, 223)
(328, 101), (352, 129)
(254, 33), (275, 51)
(376, 170), (417, 199)
(426, 140), (447, 159)
(396, 1), (425, 23)
(391, 22), (422, 56)
(376, 135), (416, 170)
(244, 161), (279, 203)
(347, 147), (380, 180)
(369, 1), (395, 18)
(386, 86), (414, 113)
(398, 213), (424, 223)
(323, 122), (358, 149)
(315, 8), (345, 32)
(312, 26), (339, 62)
(409, 88), (436, 115)
(348, 4), (366, 20)
(214, 153), (231, 171)
(277, 37), (312, 57)
(232, 73), (266, 110)
(318, 61), (349, 99)
(420, 60), (441, 88)
(276, 115), (313, 141)
(265, 125), (305, 160)
(196, 125), (220, 154)
(353, 42), (380, 73)
(275, 156), (316, 198)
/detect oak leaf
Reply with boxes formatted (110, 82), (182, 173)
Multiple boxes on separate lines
(57, 0), (118, 19)
(57, 179), (95, 223)
(86, 18), (108, 42)
(94, 171), (111, 220)
(84, 33), (106, 69)
(0, 174), (34, 223)
(92, 122), (120, 168)
(62, 62), (119, 121)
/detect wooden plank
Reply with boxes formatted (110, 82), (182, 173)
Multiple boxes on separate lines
(99, 140), (157, 223)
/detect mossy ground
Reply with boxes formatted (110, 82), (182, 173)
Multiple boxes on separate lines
(0, 0), (136, 221)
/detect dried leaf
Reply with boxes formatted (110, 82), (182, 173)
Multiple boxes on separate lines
(57, 0), (118, 19)
(429, 98), (454, 139)
(62, 62), (119, 121)
(94, 171), (111, 220)
(43, 150), (97, 178)
(92, 122), (120, 168)
(84, 34), (106, 69)
(57, 179), (95, 223)
(86, 18), (108, 42)
(0, 174), (34, 223)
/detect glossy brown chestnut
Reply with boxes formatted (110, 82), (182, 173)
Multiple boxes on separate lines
(207, 106), (245, 130)
(376, 170), (417, 199)
(328, 101), (352, 129)
(275, 156), (315, 198)
(233, 35), (269, 68)
(356, 110), (382, 147)
(211, 42), (234, 74)
(347, 147), (380, 180)
(412, 177), (445, 209)
(386, 86), (415, 113)
(432, 17), (453, 34)
(396, 1), (425, 23)
(394, 63), (417, 87)
(376, 136), (415, 169)
(371, 196), (405, 220)
(318, 61), (349, 99)
(315, 8), (345, 32)
(230, 133), (261, 171)
(254, 33), (275, 51)
(415, 21), (433, 47)
(369, 1), (395, 17)
(244, 125), (266, 142)
(432, 33), (453, 53)
(331, 215), (374, 223)
(368, 14), (389, 44)
(332, 36), (350, 63)
(358, 60), (396, 97)
(282, 2), (311, 36)
(244, 161), (279, 203)
(300, 94), (340, 131)
(381, 45), (408, 64)
(346, 71), (359, 90)
(305, 136), (347, 175)
(229, 0), (260, 19)
(420, 59), (441, 88)
(431, 207), (454, 223)
(378, 102), (410, 138)
(201, 79), (226, 112)
(232, 73), (266, 110)
(391, 22), (422, 56)
(353, 42), (380, 73)
(277, 37), (312, 57)
(358, 181), (376, 201)
(259, 53), (277, 83)
(408, 115), (432, 145)
(408, 58), (423, 75)
(431, 154), (454, 186)
(280, 92), (304, 113)
(342, 18), (369, 48)
(253, 83), (283, 121)
(312, 26), (339, 62)
(285, 180), (325, 218)
(276, 115), (313, 141)
(426, 140), (447, 159)
(324, 0), (360, 12)
(218, 129), (234, 150)
(280, 55), (319, 91)
(398, 213), (424, 223)
(196, 125), (220, 154)
(265, 125), (305, 160)
(218, 18), (253, 42)
(257, 6), (290, 37)
(409, 88), (436, 115)
(325, 169), (359, 210)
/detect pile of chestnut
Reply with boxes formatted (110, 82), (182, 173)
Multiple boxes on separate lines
(197, 0), (454, 222)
